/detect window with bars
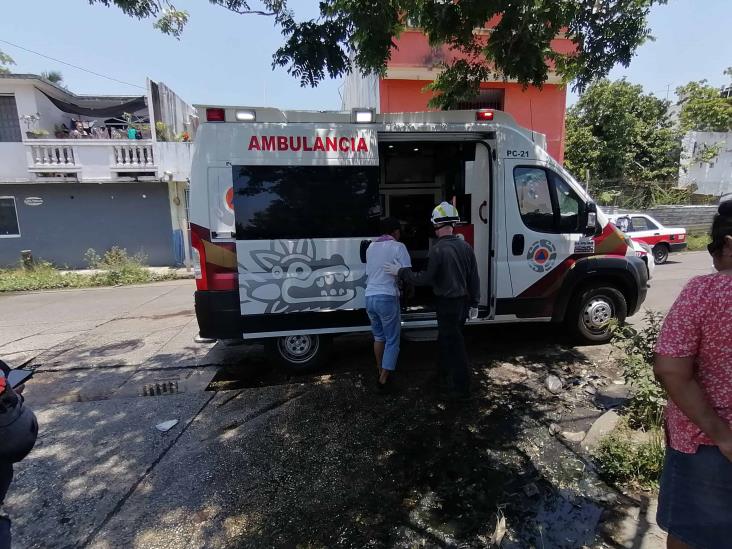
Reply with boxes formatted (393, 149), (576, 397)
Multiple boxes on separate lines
(0, 96), (22, 142)
(450, 89), (505, 111)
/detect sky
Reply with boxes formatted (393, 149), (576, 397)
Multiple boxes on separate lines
(0, 0), (730, 109)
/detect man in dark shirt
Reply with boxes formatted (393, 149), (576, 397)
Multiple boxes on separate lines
(385, 202), (480, 398)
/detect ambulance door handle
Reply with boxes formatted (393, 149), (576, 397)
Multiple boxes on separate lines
(512, 234), (525, 256)
(478, 200), (488, 224)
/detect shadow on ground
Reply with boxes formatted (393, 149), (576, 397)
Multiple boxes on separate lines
(8, 324), (626, 548)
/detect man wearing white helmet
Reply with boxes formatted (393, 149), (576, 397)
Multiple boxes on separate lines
(385, 202), (480, 398)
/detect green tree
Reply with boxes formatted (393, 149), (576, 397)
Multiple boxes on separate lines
(0, 49), (14, 74)
(565, 79), (679, 183)
(675, 77), (732, 132)
(41, 71), (64, 86)
(88, 0), (668, 108)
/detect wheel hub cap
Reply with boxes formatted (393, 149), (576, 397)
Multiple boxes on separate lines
(583, 298), (613, 331)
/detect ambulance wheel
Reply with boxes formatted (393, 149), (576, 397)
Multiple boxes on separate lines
(267, 334), (332, 373)
(568, 286), (627, 344)
(652, 244), (669, 265)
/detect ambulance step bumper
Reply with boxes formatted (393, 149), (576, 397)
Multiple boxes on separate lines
(194, 290), (241, 340)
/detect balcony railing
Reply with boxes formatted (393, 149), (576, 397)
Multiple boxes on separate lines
(24, 139), (158, 180)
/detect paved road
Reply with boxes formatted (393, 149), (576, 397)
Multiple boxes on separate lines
(0, 252), (710, 548)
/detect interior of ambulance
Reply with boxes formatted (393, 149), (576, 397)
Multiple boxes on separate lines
(376, 139), (486, 316)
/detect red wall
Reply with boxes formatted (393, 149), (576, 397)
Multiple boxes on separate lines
(379, 80), (567, 161)
(379, 29), (571, 162)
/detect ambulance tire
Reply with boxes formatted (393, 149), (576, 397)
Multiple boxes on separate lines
(568, 286), (627, 344)
(652, 244), (669, 265)
(267, 334), (332, 373)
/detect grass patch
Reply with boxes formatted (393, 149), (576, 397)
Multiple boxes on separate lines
(685, 233), (711, 251)
(594, 422), (665, 490)
(0, 247), (177, 292)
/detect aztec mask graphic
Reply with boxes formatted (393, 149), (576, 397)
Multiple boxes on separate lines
(239, 239), (366, 314)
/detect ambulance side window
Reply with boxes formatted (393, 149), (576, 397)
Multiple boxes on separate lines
(513, 167), (554, 232)
(551, 174), (582, 233)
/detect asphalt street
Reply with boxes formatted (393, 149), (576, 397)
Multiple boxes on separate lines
(0, 251), (711, 548)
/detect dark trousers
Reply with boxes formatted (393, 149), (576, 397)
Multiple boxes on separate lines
(0, 462), (12, 549)
(435, 296), (469, 393)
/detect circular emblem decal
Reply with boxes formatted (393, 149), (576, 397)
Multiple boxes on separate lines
(225, 187), (234, 211)
(526, 239), (557, 273)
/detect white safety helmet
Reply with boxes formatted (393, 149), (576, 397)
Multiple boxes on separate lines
(431, 201), (461, 226)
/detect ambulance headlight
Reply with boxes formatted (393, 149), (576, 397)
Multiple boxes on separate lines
(235, 110), (256, 122)
(352, 108), (375, 123)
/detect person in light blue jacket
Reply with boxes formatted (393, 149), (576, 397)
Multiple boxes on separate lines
(365, 217), (411, 389)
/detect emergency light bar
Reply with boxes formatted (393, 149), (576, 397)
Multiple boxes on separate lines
(235, 110), (256, 122)
(352, 108), (375, 123)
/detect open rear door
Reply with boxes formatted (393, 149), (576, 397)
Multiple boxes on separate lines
(464, 142), (492, 314)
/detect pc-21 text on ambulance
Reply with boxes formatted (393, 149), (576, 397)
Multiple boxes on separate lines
(189, 107), (648, 371)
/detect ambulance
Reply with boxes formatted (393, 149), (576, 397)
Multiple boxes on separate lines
(189, 107), (648, 370)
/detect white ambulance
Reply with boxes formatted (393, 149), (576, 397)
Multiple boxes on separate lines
(189, 107), (648, 370)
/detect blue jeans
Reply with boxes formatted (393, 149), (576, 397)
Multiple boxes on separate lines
(365, 295), (401, 371)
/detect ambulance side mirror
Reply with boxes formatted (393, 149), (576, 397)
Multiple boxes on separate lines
(584, 203), (599, 236)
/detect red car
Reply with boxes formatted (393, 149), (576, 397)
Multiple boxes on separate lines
(608, 213), (687, 264)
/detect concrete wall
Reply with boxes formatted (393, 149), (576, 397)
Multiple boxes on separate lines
(0, 182), (175, 268)
(603, 205), (718, 235)
(0, 143), (29, 181)
(678, 131), (732, 196)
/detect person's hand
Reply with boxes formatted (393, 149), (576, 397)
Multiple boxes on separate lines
(468, 307), (479, 320)
(383, 261), (401, 277)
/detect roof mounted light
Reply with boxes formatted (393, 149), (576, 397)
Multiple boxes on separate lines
(206, 108), (226, 122)
(476, 110), (494, 122)
(235, 109), (256, 122)
(352, 108), (375, 123)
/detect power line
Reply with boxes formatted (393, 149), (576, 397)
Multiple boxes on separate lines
(0, 38), (146, 90)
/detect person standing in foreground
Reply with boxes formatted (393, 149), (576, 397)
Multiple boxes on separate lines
(385, 202), (479, 399)
(653, 200), (732, 549)
(365, 217), (412, 389)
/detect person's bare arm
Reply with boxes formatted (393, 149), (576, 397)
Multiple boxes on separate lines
(654, 355), (732, 461)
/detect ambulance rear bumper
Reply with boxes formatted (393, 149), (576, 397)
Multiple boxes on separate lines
(194, 290), (241, 340)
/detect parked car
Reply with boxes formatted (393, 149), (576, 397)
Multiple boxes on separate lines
(607, 213), (686, 264)
(630, 239), (655, 280)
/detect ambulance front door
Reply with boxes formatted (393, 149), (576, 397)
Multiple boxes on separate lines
(503, 160), (586, 316)
(464, 142), (492, 311)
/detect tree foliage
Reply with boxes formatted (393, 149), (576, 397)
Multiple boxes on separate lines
(0, 49), (15, 74)
(675, 77), (732, 133)
(41, 71), (64, 85)
(88, 0), (666, 108)
(564, 79), (679, 183)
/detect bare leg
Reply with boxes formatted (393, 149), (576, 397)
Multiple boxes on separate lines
(373, 341), (385, 374)
(667, 535), (692, 549)
(379, 369), (390, 384)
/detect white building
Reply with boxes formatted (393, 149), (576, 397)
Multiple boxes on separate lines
(0, 74), (195, 268)
(678, 131), (732, 198)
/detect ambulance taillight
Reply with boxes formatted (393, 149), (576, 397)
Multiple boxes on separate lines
(476, 110), (494, 121)
(206, 108), (226, 122)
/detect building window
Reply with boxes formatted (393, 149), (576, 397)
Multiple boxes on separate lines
(451, 89), (505, 111)
(0, 197), (21, 237)
(0, 96), (22, 142)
